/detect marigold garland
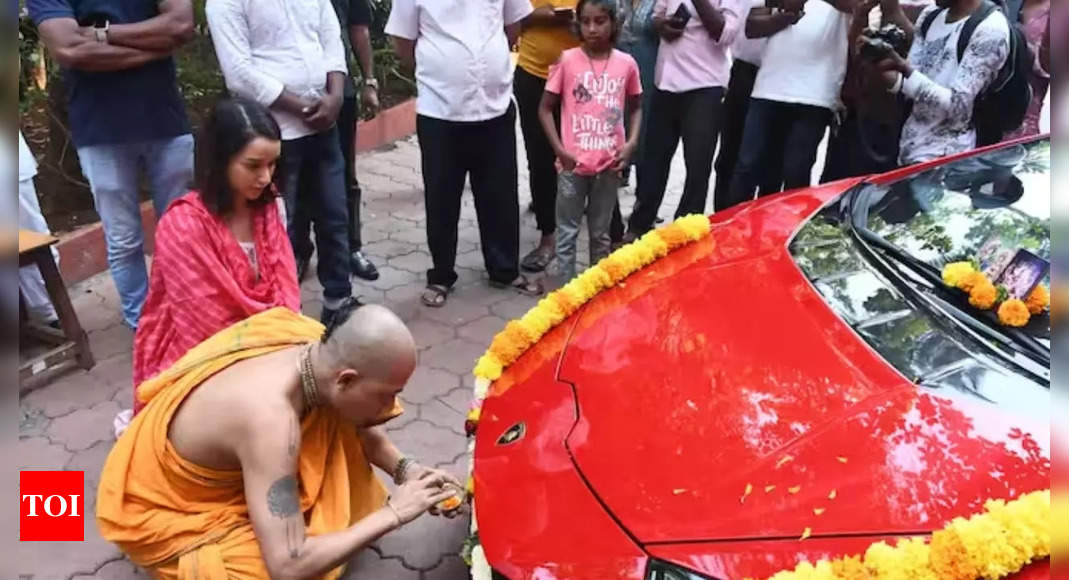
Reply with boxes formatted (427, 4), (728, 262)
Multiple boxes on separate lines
(940, 261), (1049, 326)
(461, 215), (713, 576)
(754, 489), (1050, 580)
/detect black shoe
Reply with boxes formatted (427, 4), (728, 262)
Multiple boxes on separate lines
(296, 255), (311, 283)
(321, 296), (365, 328)
(350, 250), (380, 281)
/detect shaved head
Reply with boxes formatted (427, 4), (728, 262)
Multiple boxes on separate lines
(321, 304), (417, 383)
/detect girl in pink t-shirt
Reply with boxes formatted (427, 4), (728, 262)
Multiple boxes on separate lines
(539, 0), (643, 283)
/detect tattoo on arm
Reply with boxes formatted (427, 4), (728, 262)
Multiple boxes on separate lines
(287, 414), (299, 458)
(267, 475), (302, 559)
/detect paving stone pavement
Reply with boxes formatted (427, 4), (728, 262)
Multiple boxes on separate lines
(17, 126), (826, 578)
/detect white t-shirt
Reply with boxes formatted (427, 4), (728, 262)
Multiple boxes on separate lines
(750, 0), (850, 109)
(385, 0), (533, 122)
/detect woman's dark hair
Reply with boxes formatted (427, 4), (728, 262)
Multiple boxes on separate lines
(195, 97), (282, 215)
(575, 0), (621, 44)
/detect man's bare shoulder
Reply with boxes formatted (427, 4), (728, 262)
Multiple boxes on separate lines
(169, 348), (301, 471)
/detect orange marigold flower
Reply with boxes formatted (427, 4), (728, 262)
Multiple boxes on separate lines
(488, 333), (526, 366)
(997, 299), (1030, 327)
(599, 256), (630, 283)
(1025, 284), (1049, 315)
(551, 289), (579, 316)
(657, 224), (690, 249)
(969, 280), (998, 310)
(929, 527), (980, 580)
(959, 270), (989, 293)
(639, 231), (669, 258)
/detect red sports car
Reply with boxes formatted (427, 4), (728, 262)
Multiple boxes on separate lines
(469, 136), (1051, 579)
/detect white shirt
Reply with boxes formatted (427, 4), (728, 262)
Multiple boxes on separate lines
(751, 0), (850, 109)
(206, 0), (349, 140)
(385, 0), (533, 122)
(897, 5), (1009, 164)
(731, 0), (768, 66)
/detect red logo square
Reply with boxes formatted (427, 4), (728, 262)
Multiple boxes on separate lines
(20, 471), (85, 541)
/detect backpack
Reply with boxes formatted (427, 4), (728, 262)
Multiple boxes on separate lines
(919, 0), (1034, 144)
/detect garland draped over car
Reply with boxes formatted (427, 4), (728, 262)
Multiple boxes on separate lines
(750, 488), (1050, 580)
(460, 214), (714, 577)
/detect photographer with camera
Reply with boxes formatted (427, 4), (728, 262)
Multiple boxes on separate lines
(821, 0), (913, 181)
(873, 0), (1013, 165)
(722, 0), (856, 209)
(624, 0), (746, 239)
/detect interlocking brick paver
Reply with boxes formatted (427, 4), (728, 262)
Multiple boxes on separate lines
(425, 555), (471, 580)
(490, 293), (540, 321)
(457, 315), (510, 343)
(438, 386), (475, 416)
(387, 421), (467, 477)
(86, 323), (134, 361)
(421, 298), (491, 328)
(409, 318), (458, 351)
(21, 369), (118, 418)
(17, 436), (73, 471)
(343, 549), (419, 579)
(18, 486), (123, 580)
(389, 251), (434, 274)
(47, 401), (122, 452)
(375, 505), (471, 570)
(419, 400), (466, 435)
(66, 440), (115, 487)
(74, 558), (147, 579)
(363, 265), (420, 291)
(362, 239), (420, 261)
(388, 225), (429, 246)
(420, 338), (487, 375)
(401, 366), (461, 405)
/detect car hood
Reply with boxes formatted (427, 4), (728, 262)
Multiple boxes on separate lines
(556, 187), (1051, 544)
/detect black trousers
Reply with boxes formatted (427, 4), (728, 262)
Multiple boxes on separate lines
(820, 110), (901, 183)
(713, 60), (781, 211)
(294, 96), (364, 261)
(417, 106), (521, 288)
(725, 98), (832, 210)
(628, 86), (724, 236)
(514, 67), (558, 236)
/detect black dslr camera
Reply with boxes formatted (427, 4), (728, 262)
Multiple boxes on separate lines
(858, 24), (909, 61)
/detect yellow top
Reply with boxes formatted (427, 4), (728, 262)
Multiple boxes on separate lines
(516, 0), (580, 79)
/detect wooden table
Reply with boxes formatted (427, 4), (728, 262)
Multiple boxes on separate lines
(19, 229), (94, 387)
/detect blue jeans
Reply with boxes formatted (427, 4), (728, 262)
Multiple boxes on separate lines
(280, 127), (352, 302)
(77, 134), (194, 329)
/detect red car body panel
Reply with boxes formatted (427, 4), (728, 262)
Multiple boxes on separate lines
(473, 144), (1051, 579)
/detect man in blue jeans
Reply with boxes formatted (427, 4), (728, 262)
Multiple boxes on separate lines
(207, 0), (360, 326)
(29, 0), (196, 330)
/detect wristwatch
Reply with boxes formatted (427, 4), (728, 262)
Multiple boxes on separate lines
(362, 77), (379, 91)
(93, 19), (109, 44)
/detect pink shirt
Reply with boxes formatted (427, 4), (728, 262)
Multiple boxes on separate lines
(546, 48), (642, 175)
(653, 0), (746, 92)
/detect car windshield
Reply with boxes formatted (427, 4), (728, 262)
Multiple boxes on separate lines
(789, 138), (1050, 419)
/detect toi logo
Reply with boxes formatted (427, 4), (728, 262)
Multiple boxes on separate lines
(20, 471), (85, 541)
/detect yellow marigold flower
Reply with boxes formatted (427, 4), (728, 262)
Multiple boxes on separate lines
(942, 261), (977, 288)
(1025, 284), (1049, 315)
(536, 296), (567, 326)
(564, 274), (599, 302)
(578, 265), (613, 293)
(676, 214), (711, 240)
(997, 299), (1030, 327)
(519, 308), (554, 339)
(639, 230), (669, 258)
(969, 280), (998, 310)
(830, 556), (867, 580)
(466, 407), (481, 423)
(473, 354), (503, 381)
(465, 476), (475, 495)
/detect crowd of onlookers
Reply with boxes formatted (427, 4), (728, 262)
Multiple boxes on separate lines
(16, 0), (1053, 428)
